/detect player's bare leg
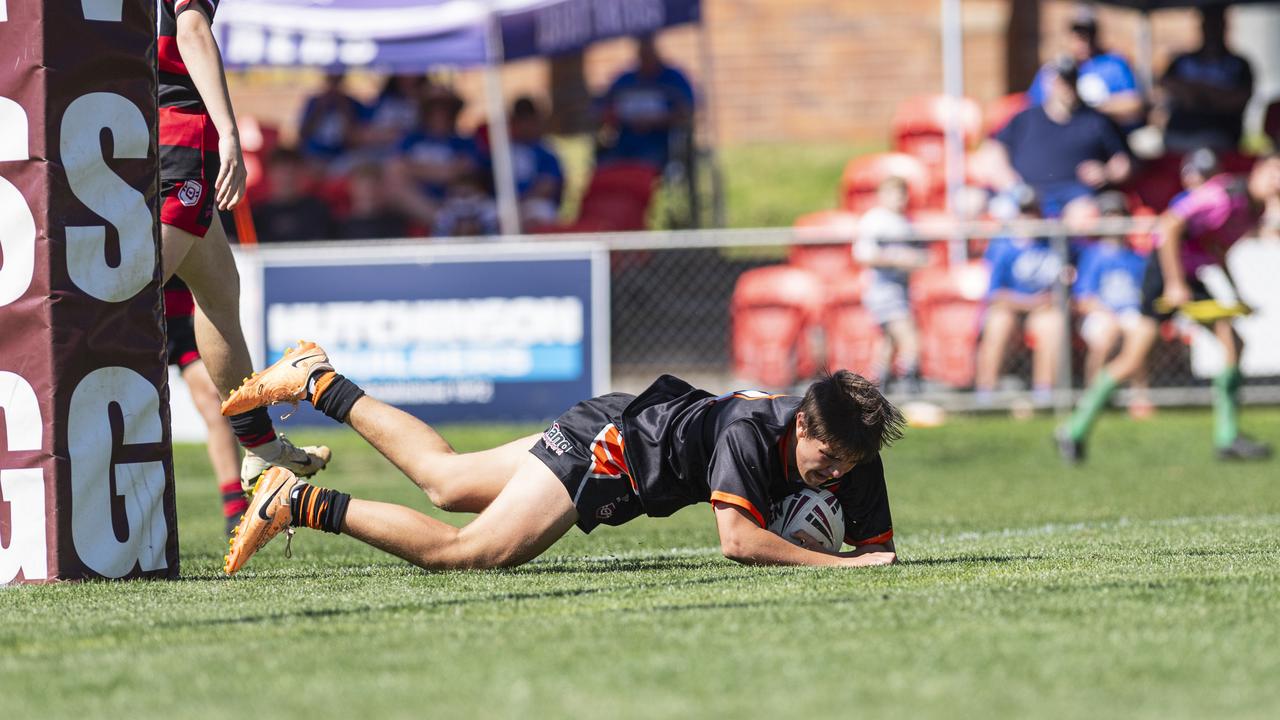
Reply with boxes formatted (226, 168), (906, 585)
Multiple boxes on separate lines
(1083, 313), (1121, 382)
(1027, 304), (1065, 400)
(342, 456), (577, 569)
(222, 340), (534, 513)
(226, 457), (577, 574)
(884, 317), (921, 392)
(181, 360), (247, 534)
(171, 215), (252, 396)
(165, 215), (330, 485)
(974, 303), (1017, 398)
(346, 396), (539, 512)
(182, 361), (242, 480)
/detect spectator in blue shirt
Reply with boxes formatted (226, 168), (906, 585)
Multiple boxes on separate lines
(358, 74), (427, 160)
(1159, 7), (1254, 153)
(386, 86), (480, 228)
(298, 72), (367, 167)
(981, 56), (1132, 218)
(1071, 191), (1152, 417)
(974, 186), (1066, 407)
(1027, 5), (1144, 132)
(503, 96), (564, 227)
(597, 34), (695, 170)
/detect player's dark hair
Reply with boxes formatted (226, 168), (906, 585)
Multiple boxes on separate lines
(798, 370), (905, 461)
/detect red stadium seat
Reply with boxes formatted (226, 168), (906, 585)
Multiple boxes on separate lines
(1126, 154), (1184, 211)
(576, 162), (659, 230)
(1127, 151), (1256, 212)
(983, 92), (1028, 137)
(790, 210), (860, 284)
(238, 116), (280, 205)
(537, 162), (659, 234)
(892, 94), (983, 172)
(822, 270), (883, 381)
(840, 153), (934, 213)
(910, 261), (989, 388)
(730, 265), (828, 388)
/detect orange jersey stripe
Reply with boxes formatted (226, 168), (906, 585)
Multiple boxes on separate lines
(848, 529), (893, 547)
(710, 491), (766, 528)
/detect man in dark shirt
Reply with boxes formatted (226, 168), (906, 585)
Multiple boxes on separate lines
(1160, 7), (1253, 153)
(221, 341), (904, 574)
(982, 56), (1131, 217)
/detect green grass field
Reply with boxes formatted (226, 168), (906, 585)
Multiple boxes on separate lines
(3, 409), (1279, 719)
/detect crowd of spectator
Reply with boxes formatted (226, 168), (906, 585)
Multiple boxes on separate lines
(960, 4), (1272, 405)
(762, 3), (1280, 404)
(978, 4), (1261, 223)
(236, 34), (694, 244)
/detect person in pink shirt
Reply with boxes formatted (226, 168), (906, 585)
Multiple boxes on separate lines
(1057, 154), (1280, 463)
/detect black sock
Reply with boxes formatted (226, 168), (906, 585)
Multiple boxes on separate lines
(289, 483), (352, 534)
(312, 374), (366, 424)
(228, 407), (277, 448)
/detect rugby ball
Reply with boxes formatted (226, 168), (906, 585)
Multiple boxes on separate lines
(768, 488), (845, 551)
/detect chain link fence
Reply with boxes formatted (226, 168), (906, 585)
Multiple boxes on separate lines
(546, 225), (1280, 411)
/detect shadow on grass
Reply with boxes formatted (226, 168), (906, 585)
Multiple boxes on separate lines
(170, 572), (745, 628)
(897, 555), (1044, 566)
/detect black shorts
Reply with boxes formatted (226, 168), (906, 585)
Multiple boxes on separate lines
(529, 392), (643, 533)
(166, 315), (201, 370)
(1139, 255), (1213, 321)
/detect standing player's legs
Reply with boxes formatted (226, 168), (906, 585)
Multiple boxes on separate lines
(163, 216), (330, 483)
(1210, 320), (1269, 459)
(160, 108), (329, 486)
(1057, 315), (1160, 461)
(169, 213), (253, 397)
(180, 359), (246, 535)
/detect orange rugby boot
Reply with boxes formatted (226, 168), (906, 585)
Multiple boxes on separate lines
(225, 466), (302, 575)
(221, 340), (334, 416)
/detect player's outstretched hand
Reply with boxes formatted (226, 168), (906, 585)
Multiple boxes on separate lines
(843, 551), (896, 567)
(215, 134), (247, 211)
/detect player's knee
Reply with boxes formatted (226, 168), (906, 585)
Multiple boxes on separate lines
(451, 533), (520, 570)
(423, 484), (465, 513)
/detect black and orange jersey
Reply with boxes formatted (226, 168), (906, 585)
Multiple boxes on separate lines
(619, 375), (893, 547)
(159, 0), (219, 112)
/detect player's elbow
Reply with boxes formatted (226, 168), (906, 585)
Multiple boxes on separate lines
(719, 537), (745, 562)
(717, 530), (757, 564)
(175, 15), (213, 52)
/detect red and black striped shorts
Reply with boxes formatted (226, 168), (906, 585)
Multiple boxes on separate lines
(159, 106), (219, 237)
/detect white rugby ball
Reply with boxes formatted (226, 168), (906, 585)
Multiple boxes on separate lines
(768, 488), (845, 551)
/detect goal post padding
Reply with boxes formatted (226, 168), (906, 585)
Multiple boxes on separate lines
(0, 0), (177, 583)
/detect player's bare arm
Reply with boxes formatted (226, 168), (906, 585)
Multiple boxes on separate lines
(175, 10), (245, 210)
(714, 504), (894, 568)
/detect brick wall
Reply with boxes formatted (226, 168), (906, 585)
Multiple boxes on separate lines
(231, 1), (1207, 148)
